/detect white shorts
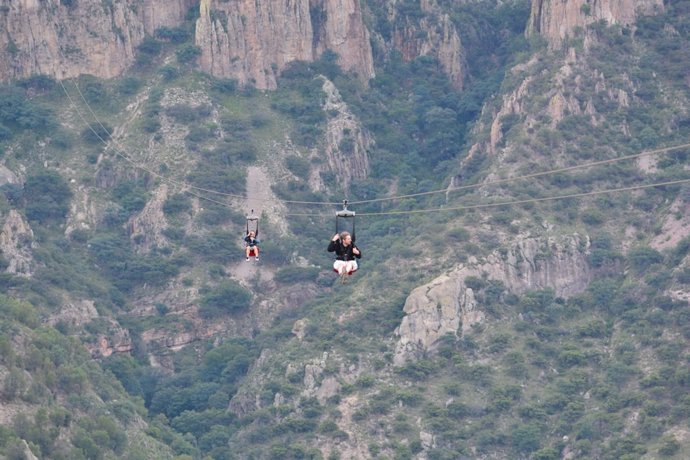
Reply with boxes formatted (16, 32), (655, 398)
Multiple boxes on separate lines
(333, 260), (358, 274)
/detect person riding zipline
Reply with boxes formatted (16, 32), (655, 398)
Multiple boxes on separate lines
(244, 230), (260, 261)
(328, 231), (361, 282)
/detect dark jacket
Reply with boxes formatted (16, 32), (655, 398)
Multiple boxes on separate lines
(244, 236), (260, 247)
(327, 240), (361, 261)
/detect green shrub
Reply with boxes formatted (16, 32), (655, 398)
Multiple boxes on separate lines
(396, 359), (439, 380)
(658, 434), (681, 456)
(511, 422), (542, 453)
(112, 179), (149, 214)
(0, 294), (39, 327)
(0, 85), (55, 136)
(273, 266), (320, 283)
(199, 281), (252, 317)
(80, 123), (113, 144)
(154, 26), (190, 43)
(177, 44), (201, 64)
(159, 65), (180, 81)
(24, 170), (73, 223)
(464, 275), (486, 291)
(285, 155), (311, 177)
(627, 246), (663, 272)
(116, 76), (142, 96)
(163, 193), (192, 215)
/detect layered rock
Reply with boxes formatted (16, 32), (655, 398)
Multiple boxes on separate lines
(88, 321), (134, 358)
(314, 0), (374, 81)
(394, 234), (591, 364)
(0, 0), (195, 83)
(0, 210), (35, 276)
(0, 165), (19, 186)
(391, 7), (465, 89)
(127, 184), (169, 253)
(47, 299), (99, 328)
(319, 78), (371, 189)
(527, 0), (664, 48)
(195, 0), (374, 89)
(142, 0), (198, 34)
(0, 0), (143, 81)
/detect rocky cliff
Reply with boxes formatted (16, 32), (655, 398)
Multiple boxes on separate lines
(142, 0), (197, 34)
(527, 0), (664, 48)
(0, 0), (196, 82)
(394, 234), (592, 364)
(0, 209), (34, 276)
(390, 3), (465, 89)
(195, 0), (374, 90)
(2, 0), (468, 91)
(319, 77), (371, 189)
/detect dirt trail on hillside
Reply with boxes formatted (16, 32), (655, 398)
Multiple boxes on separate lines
(228, 166), (286, 284)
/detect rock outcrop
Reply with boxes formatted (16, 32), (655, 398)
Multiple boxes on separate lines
(142, 0), (198, 34)
(127, 184), (169, 253)
(0, 165), (19, 186)
(48, 299), (99, 328)
(0, 0), (195, 82)
(650, 198), (690, 251)
(88, 321), (134, 358)
(394, 234), (591, 364)
(527, 0), (664, 48)
(391, 6), (465, 89)
(315, 0), (374, 82)
(319, 78), (371, 189)
(195, 0), (374, 90)
(0, 0), (143, 81)
(0, 210), (34, 276)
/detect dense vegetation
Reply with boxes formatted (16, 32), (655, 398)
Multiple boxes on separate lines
(1, 0), (690, 459)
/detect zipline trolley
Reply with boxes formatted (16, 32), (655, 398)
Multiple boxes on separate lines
(335, 200), (356, 243)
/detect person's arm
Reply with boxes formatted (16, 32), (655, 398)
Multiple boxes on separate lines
(254, 238), (260, 245)
(327, 234), (339, 252)
(352, 245), (361, 258)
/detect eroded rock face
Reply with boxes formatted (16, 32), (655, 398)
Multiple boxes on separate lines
(142, 0), (198, 34)
(320, 78), (371, 189)
(394, 234), (591, 364)
(195, 0), (374, 89)
(0, 165), (18, 186)
(391, 8), (465, 89)
(88, 322), (133, 358)
(0, 0), (143, 81)
(127, 184), (169, 253)
(47, 299), (98, 328)
(527, 0), (664, 48)
(0, 0), (195, 82)
(315, 0), (375, 82)
(0, 210), (34, 276)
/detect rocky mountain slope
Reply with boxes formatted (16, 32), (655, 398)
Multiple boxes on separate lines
(1, 0), (690, 458)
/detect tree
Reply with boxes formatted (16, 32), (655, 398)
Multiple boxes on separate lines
(199, 281), (252, 317)
(24, 170), (73, 223)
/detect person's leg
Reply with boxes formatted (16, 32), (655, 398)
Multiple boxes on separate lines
(336, 261), (348, 283)
(255, 246), (259, 260)
(245, 246), (250, 261)
(333, 261), (346, 275)
(347, 260), (358, 275)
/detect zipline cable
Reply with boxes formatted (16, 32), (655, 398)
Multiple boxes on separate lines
(285, 177), (690, 217)
(63, 79), (342, 206)
(58, 79), (238, 209)
(59, 78), (690, 212)
(59, 80), (690, 226)
(348, 142), (690, 205)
